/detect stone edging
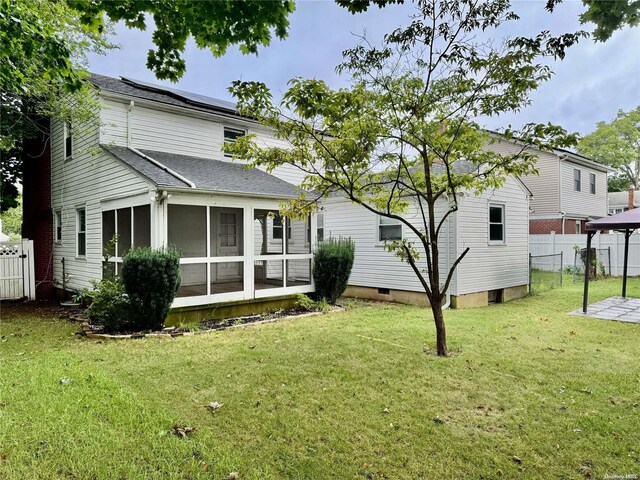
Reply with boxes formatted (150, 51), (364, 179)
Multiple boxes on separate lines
(80, 308), (342, 341)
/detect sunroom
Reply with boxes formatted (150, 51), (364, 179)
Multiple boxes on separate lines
(101, 146), (315, 309)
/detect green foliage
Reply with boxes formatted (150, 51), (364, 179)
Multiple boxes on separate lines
(0, 194), (21, 239)
(120, 248), (181, 331)
(67, 0), (296, 82)
(608, 174), (631, 192)
(578, 106), (640, 189)
(0, 0), (112, 212)
(85, 279), (132, 333)
(313, 238), (355, 304)
(294, 293), (331, 312)
(546, 0), (640, 41)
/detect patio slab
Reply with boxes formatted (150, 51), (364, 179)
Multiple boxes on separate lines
(569, 296), (640, 323)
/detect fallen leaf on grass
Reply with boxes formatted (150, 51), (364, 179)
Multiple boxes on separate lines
(59, 377), (73, 385)
(208, 401), (224, 411)
(512, 455), (522, 464)
(171, 424), (195, 439)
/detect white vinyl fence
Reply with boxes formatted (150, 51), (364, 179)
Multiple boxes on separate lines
(0, 239), (36, 300)
(530, 232), (640, 277)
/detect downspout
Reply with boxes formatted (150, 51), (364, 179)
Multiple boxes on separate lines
(441, 193), (454, 310)
(126, 100), (196, 188)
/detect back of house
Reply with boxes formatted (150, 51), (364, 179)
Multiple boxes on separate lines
(25, 74), (320, 321)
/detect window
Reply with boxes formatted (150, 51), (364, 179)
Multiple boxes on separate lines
(575, 221), (581, 234)
(272, 214), (291, 240)
(378, 216), (402, 241)
(64, 122), (72, 159)
(574, 168), (581, 192)
(54, 210), (62, 242)
(223, 126), (246, 157)
(76, 208), (86, 256)
(317, 212), (324, 243)
(488, 204), (505, 244)
(590, 173), (596, 194)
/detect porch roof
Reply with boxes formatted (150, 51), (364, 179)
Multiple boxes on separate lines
(102, 145), (301, 198)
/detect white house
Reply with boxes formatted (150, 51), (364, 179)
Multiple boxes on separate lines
(45, 74), (316, 323)
(322, 164), (532, 308)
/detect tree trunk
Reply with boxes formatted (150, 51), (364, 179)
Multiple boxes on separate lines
(430, 298), (448, 356)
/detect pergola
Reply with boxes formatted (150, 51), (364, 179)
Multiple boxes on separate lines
(582, 209), (640, 313)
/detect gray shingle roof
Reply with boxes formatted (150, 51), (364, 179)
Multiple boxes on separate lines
(102, 145), (300, 198)
(90, 74), (241, 117)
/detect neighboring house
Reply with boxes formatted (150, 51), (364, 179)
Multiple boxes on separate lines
(608, 189), (638, 215)
(24, 74), (316, 321)
(322, 162), (533, 308)
(488, 139), (612, 234)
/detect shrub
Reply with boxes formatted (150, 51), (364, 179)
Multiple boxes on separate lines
(120, 247), (181, 331)
(85, 279), (132, 333)
(313, 237), (355, 304)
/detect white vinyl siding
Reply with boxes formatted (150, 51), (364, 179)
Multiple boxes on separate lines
(560, 161), (608, 218)
(455, 176), (529, 295)
(51, 114), (152, 292)
(322, 197), (455, 294)
(99, 96), (307, 186)
(487, 139), (559, 216)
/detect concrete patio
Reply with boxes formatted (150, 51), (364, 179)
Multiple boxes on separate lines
(570, 296), (640, 323)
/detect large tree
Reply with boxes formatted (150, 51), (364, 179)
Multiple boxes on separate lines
(578, 107), (640, 190)
(0, 0), (112, 212)
(229, 0), (581, 356)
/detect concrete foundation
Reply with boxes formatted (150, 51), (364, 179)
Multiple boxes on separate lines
(165, 294), (299, 326)
(343, 285), (430, 306)
(344, 284), (529, 309)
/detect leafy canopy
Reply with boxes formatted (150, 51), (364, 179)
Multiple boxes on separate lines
(228, 0), (582, 356)
(67, 0), (296, 82)
(578, 106), (640, 189)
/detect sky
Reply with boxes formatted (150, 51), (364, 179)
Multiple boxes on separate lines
(87, 0), (640, 136)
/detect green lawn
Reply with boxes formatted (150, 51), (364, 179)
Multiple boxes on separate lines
(1, 279), (639, 479)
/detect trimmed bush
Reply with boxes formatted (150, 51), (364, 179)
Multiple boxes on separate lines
(85, 279), (132, 333)
(313, 237), (355, 304)
(120, 247), (181, 331)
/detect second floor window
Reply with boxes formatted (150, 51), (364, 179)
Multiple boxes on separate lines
(54, 210), (62, 242)
(223, 126), (246, 157)
(64, 121), (73, 158)
(590, 173), (596, 194)
(316, 212), (324, 243)
(574, 168), (581, 192)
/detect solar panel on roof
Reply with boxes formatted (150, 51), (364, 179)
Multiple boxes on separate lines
(120, 77), (237, 113)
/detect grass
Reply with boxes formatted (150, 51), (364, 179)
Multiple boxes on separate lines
(1, 278), (639, 479)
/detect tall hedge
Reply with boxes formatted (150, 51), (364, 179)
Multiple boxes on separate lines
(313, 237), (355, 304)
(120, 247), (181, 331)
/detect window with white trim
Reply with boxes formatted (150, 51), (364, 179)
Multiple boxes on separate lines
(316, 212), (324, 243)
(488, 204), (505, 244)
(574, 168), (581, 192)
(223, 126), (246, 157)
(76, 208), (86, 256)
(589, 173), (596, 194)
(64, 121), (72, 159)
(378, 216), (402, 241)
(575, 221), (581, 234)
(54, 210), (62, 243)
(272, 214), (291, 240)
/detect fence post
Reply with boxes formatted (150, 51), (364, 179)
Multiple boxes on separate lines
(560, 251), (563, 286)
(550, 231), (555, 256)
(528, 253), (532, 293)
(608, 246), (611, 277)
(573, 250), (577, 284)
